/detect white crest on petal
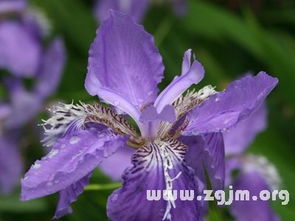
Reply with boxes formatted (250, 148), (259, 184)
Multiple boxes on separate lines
(40, 102), (88, 147)
(243, 154), (281, 190)
(41, 101), (138, 147)
(134, 139), (186, 220)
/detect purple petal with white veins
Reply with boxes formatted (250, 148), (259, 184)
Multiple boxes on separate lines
(224, 104), (267, 155)
(99, 146), (133, 181)
(34, 38), (66, 99)
(85, 11), (164, 122)
(95, 0), (150, 23)
(54, 173), (92, 219)
(0, 134), (22, 194)
(107, 139), (202, 221)
(182, 132), (225, 191)
(230, 171), (280, 221)
(0, 0), (26, 14)
(154, 49), (204, 113)
(0, 21), (41, 76)
(21, 128), (124, 201)
(183, 72), (278, 135)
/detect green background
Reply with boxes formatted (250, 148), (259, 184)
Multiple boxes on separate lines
(1, 0), (295, 220)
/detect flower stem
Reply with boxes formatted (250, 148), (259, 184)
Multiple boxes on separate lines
(84, 183), (121, 191)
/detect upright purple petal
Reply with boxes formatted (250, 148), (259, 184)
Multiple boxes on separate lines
(54, 173), (92, 219)
(140, 104), (176, 123)
(182, 132), (225, 191)
(85, 11), (164, 122)
(21, 128), (124, 201)
(107, 139), (202, 221)
(0, 21), (41, 76)
(95, 0), (150, 23)
(231, 171), (280, 221)
(139, 104), (176, 137)
(0, 134), (22, 194)
(34, 38), (66, 99)
(224, 105), (267, 155)
(99, 147), (133, 181)
(183, 72), (278, 135)
(154, 49), (204, 113)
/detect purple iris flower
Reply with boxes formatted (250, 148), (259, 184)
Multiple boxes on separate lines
(94, 0), (186, 23)
(0, 1), (66, 194)
(21, 11), (277, 220)
(224, 106), (281, 221)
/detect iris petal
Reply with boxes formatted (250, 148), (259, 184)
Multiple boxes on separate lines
(182, 132), (225, 191)
(0, 134), (22, 194)
(107, 139), (202, 221)
(154, 49), (204, 113)
(34, 38), (66, 99)
(183, 72), (278, 135)
(231, 171), (280, 221)
(85, 11), (164, 122)
(99, 147), (133, 181)
(0, 0), (26, 14)
(0, 21), (41, 76)
(224, 105), (267, 155)
(21, 128), (124, 201)
(54, 173), (92, 219)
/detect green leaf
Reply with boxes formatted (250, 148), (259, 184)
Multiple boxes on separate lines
(30, 0), (97, 54)
(184, 1), (295, 109)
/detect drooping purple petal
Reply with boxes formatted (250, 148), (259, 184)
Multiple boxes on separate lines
(230, 171), (280, 221)
(107, 139), (202, 221)
(99, 147), (133, 181)
(34, 38), (66, 99)
(0, 0), (26, 14)
(54, 173), (92, 219)
(182, 132), (225, 191)
(95, 0), (150, 23)
(0, 21), (41, 76)
(154, 49), (204, 113)
(21, 128), (124, 201)
(0, 134), (22, 194)
(85, 11), (164, 122)
(183, 72), (278, 136)
(224, 104), (267, 155)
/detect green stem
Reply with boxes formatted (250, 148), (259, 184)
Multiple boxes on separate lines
(84, 183), (121, 191)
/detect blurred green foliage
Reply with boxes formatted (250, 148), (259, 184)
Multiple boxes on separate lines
(1, 0), (295, 220)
